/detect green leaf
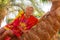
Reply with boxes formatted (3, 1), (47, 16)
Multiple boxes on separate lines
(0, 0), (10, 8)
(7, 19), (14, 23)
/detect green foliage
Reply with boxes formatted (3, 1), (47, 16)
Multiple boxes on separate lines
(40, 0), (48, 3)
(0, 0), (10, 8)
(30, 0), (44, 15)
(7, 19), (14, 23)
(42, 0), (47, 2)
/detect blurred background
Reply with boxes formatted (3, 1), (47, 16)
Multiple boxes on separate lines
(1, 0), (52, 27)
(0, 0), (60, 40)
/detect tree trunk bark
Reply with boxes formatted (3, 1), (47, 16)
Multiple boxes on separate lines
(21, 1), (60, 40)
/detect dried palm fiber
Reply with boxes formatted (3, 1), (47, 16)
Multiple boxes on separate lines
(20, 1), (60, 40)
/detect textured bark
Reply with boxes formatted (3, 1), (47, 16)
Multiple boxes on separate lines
(21, 1), (60, 40)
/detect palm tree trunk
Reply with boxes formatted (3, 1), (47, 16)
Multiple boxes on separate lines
(21, 1), (60, 40)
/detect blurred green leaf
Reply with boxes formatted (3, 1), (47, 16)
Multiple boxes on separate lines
(0, 0), (10, 8)
(7, 19), (14, 23)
